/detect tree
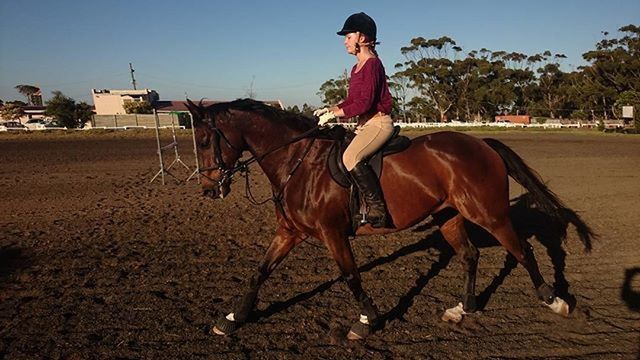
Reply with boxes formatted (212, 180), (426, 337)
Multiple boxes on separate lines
(405, 96), (438, 122)
(317, 70), (349, 106)
(614, 90), (640, 129)
(300, 103), (315, 118)
(536, 59), (569, 118)
(316, 23), (639, 124)
(0, 103), (25, 120)
(580, 25), (640, 120)
(14, 84), (40, 105)
(389, 71), (410, 122)
(399, 36), (461, 121)
(75, 102), (94, 125)
(45, 91), (77, 128)
(286, 105), (301, 114)
(123, 100), (153, 114)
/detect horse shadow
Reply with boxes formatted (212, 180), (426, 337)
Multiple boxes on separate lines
(0, 244), (33, 286)
(622, 267), (640, 312)
(253, 193), (580, 326)
(621, 267), (640, 358)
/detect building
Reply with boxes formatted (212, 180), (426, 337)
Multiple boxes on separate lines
(23, 105), (47, 121)
(92, 88), (284, 116)
(494, 115), (531, 125)
(91, 89), (160, 115)
(89, 89), (285, 128)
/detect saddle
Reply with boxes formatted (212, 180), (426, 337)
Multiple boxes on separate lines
(324, 125), (411, 233)
(327, 125), (411, 188)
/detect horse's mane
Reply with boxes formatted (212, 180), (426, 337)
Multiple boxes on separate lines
(195, 98), (316, 130)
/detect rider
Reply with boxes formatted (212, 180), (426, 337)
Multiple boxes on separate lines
(315, 12), (394, 228)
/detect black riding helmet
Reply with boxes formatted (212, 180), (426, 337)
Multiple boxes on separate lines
(337, 12), (377, 41)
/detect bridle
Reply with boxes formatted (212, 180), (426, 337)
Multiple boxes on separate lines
(197, 116), (320, 205)
(197, 120), (242, 186)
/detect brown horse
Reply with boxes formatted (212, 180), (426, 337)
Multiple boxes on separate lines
(185, 99), (593, 340)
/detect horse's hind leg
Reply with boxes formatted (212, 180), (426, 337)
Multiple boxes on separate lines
(438, 214), (479, 323)
(212, 226), (305, 335)
(483, 219), (570, 316)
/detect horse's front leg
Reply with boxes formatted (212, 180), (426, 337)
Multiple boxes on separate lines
(324, 233), (381, 340)
(212, 226), (304, 335)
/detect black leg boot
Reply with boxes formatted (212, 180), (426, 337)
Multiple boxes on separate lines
(349, 163), (389, 228)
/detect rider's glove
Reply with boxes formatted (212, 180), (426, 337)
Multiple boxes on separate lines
(318, 111), (336, 126)
(313, 107), (329, 117)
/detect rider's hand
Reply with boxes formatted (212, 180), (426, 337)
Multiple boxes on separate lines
(318, 111), (336, 126)
(313, 107), (329, 117)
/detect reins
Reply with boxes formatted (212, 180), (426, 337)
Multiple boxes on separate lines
(200, 123), (321, 209)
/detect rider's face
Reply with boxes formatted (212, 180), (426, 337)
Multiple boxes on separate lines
(344, 32), (362, 55)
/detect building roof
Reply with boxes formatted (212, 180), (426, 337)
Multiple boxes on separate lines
(23, 106), (46, 111)
(92, 89), (157, 96)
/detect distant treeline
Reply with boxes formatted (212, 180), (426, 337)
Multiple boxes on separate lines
(310, 24), (639, 124)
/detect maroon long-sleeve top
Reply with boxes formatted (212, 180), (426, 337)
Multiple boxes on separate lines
(337, 57), (393, 119)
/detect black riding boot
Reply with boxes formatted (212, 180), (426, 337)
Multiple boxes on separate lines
(349, 162), (389, 228)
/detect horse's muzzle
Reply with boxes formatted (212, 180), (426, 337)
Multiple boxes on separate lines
(203, 188), (221, 199)
(203, 183), (230, 199)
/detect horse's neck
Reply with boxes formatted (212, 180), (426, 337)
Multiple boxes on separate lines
(240, 115), (314, 189)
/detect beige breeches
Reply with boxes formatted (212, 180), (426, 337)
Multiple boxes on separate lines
(342, 114), (394, 171)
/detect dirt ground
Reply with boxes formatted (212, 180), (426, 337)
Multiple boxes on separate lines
(1, 129), (639, 359)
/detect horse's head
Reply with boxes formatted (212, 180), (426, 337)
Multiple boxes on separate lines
(186, 99), (245, 199)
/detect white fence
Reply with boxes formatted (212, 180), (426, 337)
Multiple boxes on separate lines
(338, 121), (604, 129)
(90, 113), (190, 129)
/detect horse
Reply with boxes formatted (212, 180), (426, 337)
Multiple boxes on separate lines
(185, 98), (594, 340)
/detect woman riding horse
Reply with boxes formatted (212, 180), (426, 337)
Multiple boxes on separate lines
(315, 12), (394, 229)
(185, 13), (594, 342)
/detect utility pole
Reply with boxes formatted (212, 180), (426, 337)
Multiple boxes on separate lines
(246, 75), (256, 99)
(129, 62), (137, 90)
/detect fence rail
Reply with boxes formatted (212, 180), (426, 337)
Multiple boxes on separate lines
(90, 113), (190, 129)
(338, 120), (623, 130)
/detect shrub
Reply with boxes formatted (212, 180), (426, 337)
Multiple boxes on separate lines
(123, 100), (153, 114)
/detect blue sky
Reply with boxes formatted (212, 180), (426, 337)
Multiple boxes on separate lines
(1, 0), (638, 107)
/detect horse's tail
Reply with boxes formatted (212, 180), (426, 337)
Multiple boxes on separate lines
(483, 138), (595, 252)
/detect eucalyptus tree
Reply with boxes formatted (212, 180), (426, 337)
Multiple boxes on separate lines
(399, 36), (460, 121)
(14, 84), (40, 106)
(317, 69), (349, 106)
(581, 24), (640, 120)
(536, 54), (569, 118)
(389, 70), (411, 122)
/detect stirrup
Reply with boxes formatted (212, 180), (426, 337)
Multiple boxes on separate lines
(360, 211), (388, 228)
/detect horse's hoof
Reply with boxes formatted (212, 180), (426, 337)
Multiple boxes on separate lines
(544, 297), (570, 317)
(347, 315), (374, 340)
(442, 302), (466, 323)
(211, 313), (241, 336)
(211, 326), (227, 336)
(347, 320), (371, 340)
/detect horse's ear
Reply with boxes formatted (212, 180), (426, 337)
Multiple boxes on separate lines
(185, 98), (203, 124)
